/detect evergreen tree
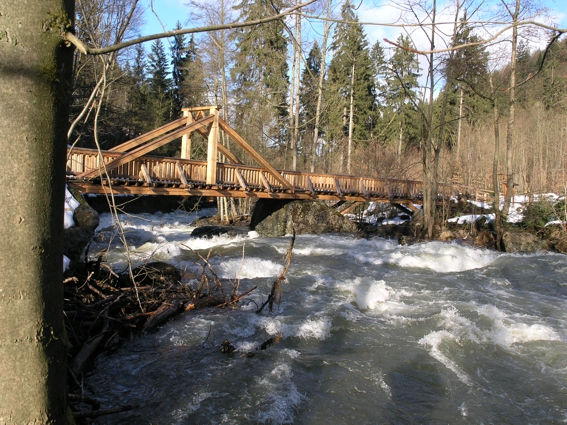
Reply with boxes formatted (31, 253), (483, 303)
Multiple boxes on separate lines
(148, 38), (173, 129)
(370, 40), (387, 107)
(171, 21), (188, 115)
(231, 0), (289, 155)
(179, 35), (206, 108)
(383, 34), (421, 154)
(127, 43), (151, 137)
(443, 21), (490, 141)
(326, 0), (376, 172)
(299, 42), (322, 166)
(148, 38), (174, 154)
(540, 36), (567, 110)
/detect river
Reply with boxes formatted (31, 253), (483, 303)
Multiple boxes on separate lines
(86, 209), (567, 424)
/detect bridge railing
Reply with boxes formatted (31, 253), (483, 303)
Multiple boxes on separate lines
(68, 147), (486, 202)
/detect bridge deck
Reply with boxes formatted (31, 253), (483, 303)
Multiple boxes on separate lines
(66, 105), (491, 208)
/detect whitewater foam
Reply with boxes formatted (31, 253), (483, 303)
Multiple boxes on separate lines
(354, 241), (499, 273)
(256, 364), (302, 424)
(256, 316), (332, 340)
(477, 304), (561, 346)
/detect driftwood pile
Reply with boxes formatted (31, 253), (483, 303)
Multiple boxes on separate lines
(64, 233), (295, 422)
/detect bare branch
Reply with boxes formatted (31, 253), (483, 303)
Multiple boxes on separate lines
(65, 0), (317, 56)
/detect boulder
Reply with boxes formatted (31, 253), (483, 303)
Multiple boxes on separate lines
(555, 238), (567, 254)
(63, 193), (100, 265)
(438, 230), (454, 241)
(73, 204), (99, 231)
(501, 231), (548, 253)
(253, 200), (358, 237)
(192, 225), (248, 239)
(64, 226), (95, 264)
(474, 230), (496, 248)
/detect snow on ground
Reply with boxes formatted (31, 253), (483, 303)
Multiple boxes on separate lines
(450, 194), (565, 226)
(63, 186), (80, 270)
(352, 194), (563, 228)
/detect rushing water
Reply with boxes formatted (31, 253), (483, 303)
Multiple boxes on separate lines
(86, 210), (567, 424)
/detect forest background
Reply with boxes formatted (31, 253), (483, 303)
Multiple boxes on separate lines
(70, 0), (567, 204)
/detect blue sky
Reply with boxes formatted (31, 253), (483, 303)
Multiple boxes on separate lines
(142, 0), (567, 44)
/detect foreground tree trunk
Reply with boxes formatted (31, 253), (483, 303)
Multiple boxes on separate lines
(0, 1), (74, 423)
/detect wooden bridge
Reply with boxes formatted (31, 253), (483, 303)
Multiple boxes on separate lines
(66, 106), (487, 211)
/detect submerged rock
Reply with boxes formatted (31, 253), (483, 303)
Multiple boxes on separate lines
(252, 200), (358, 237)
(191, 225), (248, 239)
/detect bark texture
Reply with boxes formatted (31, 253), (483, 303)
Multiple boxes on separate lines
(0, 1), (74, 423)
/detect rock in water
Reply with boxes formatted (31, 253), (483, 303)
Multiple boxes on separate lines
(191, 226), (248, 239)
(73, 204), (100, 231)
(63, 193), (100, 265)
(252, 200), (358, 237)
(501, 231), (548, 253)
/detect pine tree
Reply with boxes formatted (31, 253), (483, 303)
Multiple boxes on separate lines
(231, 0), (289, 156)
(171, 22), (188, 115)
(383, 34), (421, 155)
(179, 35), (206, 108)
(127, 43), (151, 137)
(299, 42), (322, 167)
(327, 0), (376, 173)
(148, 38), (173, 128)
(148, 38), (174, 155)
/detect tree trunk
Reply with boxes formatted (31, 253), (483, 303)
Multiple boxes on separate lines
(347, 62), (356, 175)
(489, 75), (503, 250)
(502, 0), (520, 219)
(422, 0), (438, 239)
(293, 12), (302, 171)
(0, 1), (74, 423)
(311, 0), (332, 173)
(456, 85), (464, 157)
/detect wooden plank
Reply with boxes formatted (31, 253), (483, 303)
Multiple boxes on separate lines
(218, 143), (242, 165)
(235, 169), (248, 190)
(67, 181), (403, 203)
(340, 202), (362, 215)
(180, 110), (194, 159)
(260, 172), (272, 192)
(218, 117), (294, 192)
(176, 161), (189, 187)
(182, 105), (221, 112)
(109, 117), (186, 152)
(78, 115), (214, 179)
(206, 108), (219, 185)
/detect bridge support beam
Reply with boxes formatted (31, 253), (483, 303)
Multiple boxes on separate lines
(206, 107), (219, 185)
(181, 108), (194, 159)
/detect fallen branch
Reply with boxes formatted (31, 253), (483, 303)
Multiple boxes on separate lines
(141, 301), (185, 334)
(257, 231), (295, 314)
(71, 320), (110, 376)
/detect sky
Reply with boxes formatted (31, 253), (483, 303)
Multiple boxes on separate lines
(141, 0), (567, 49)
(137, 0), (567, 90)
